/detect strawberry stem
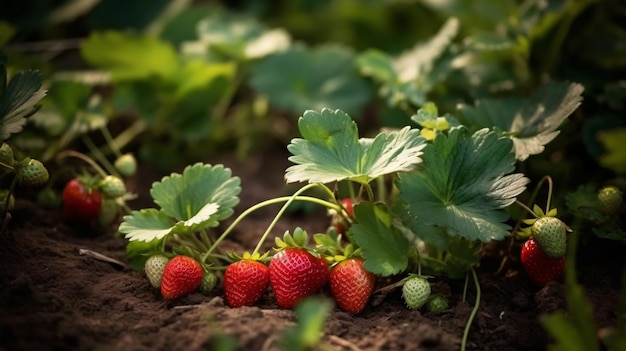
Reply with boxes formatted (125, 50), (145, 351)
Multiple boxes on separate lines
(461, 268), (481, 351)
(201, 187), (339, 262)
(251, 182), (323, 255)
(56, 150), (109, 179)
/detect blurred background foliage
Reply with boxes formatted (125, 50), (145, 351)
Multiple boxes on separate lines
(0, 0), (624, 184)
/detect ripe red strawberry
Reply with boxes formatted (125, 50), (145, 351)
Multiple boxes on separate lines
(520, 238), (566, 287)
(160, 255), (204, 299)
(332, 198), (355, 234)
(223, 259), (270, 307)
(269, 247), (329, 308)
(62, 178), (102, 222)
(329, 258), (375, 314)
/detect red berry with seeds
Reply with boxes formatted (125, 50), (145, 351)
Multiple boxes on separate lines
(62, 178), (102, 222)
(160, 255), (204, 299)
(223, 259), (270, 307)
(520, 238), (566, 287)
(329, 258), (375, 315)
(269, 247), (329, 308)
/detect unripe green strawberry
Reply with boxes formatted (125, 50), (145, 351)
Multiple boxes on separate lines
(598, 186), (623, 215)
(114, 153), (137, 178)
(19, 159), (49, 187)
(0, 143), (14, 166)
(98, 175), (126, 199)
(98, 198), (118, 226)
(425, 293), (448, 314)
(144, 255), (170, 289)
(200, 271), (217, 293)
(402, 275), (431, 310)
(531, 217), (566, 259)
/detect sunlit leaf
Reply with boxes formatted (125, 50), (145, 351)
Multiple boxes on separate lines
(150, 163), (241, 223)
(598, 128), (626, 174)
(397, 126), (528, 242)
(119, 208), (175, 242)
(193, 11), (290, 60)
(81, 31), (179, 81)
(285, 108), (426, 184)
(174, 60), (235, 100)
(459, 81), (584, 161)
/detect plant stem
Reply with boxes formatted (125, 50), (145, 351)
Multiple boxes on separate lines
(0, 175), (18, 234)
(201, 192), (339, 262)
(251, 183), (321, 255)
(99, 126), (122, 158)
(81, 135), (119, 177)
(56, 150), (108, 178)
(461, 268), (481, 351)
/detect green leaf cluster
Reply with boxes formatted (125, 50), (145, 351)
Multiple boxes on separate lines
(250, 44), (373, 116)
(119, 163), (241, 242)
(397, 126), (528, 242)
(0, 56), (47, 141)
(285, 108), (426, 185)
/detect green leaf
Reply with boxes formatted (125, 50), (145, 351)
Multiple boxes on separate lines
(172, 202), (220, 235)
(285, 108), (426, 184)
(351, 202), (410, 276)
(119, 208), (175, 242)
(81, 31), (179, 81)
(277, 297), (332, 351)
(393, 17), (459, 84)
(250, 44), (373, 116)
(397, 126), (528, 242)
(459, 81), (584, 161)
(0, 70), (47, 140)
(150, 163), (241, 224)
(565, 184), (605, 223)
(598, 128), (626, 174)
(192, 9), (290, 60)
(173, 60), (235, 100)
(357, 18), (459, 107)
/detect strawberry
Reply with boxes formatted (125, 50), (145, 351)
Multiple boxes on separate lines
(402, 275), (431, 310)
(62, 178), (102, 222)
(598, 185), (623, 215)
(425, 293), (448, 314)
(98, 175), (127, 199)
(0, 143), (14, 166)
(329, 258), (375, 314)
(114, 153), (137, 178)
(160, 255), (204, 299)
(531, 217), (566, 258)
(144, 254), (170, 289)
(98, 198), (119, 226)
(223, 258), (270, 307)
(269, 247), (329, 308)
(200, 271), (217, 294)
(18, 159), (49, 187)
(520, 238), (566, 287)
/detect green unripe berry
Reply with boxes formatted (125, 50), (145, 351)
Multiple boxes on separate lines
(114, 153), (137, 178)
(99, 175), (127, 199)
(200, 271), (217, 293)
(531, 217), (567, 259)
(0, 189), (15, 212)
(144, 255), (170, 289)
(402, 275), (431, 310)
(0, 143), (15, 167)
(19, 159), (49, 187)
(425, 293), (449, 314)
(598, 186), (623, 215)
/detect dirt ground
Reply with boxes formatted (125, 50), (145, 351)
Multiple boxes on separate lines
(0, 147), (622, 351)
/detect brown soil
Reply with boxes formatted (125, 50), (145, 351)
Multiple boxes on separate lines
(0, 148), (622, 351)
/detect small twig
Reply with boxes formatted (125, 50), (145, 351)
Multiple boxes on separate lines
(328, 335), (363, 351)
(172, 304), (202, 310)
(78, 248), (127, 269)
